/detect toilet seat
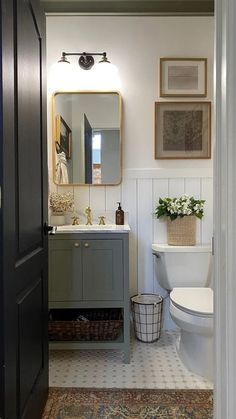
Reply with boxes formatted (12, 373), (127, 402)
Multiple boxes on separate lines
(170, 287), (213, 317)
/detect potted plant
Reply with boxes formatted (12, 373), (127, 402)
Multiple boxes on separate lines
(155, 194), (205, 246)
(49, 192), (74, 225)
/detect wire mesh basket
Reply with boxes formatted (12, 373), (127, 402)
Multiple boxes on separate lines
(131, 293), (163, 343)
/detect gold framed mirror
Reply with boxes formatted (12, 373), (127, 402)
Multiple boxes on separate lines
(52, 91), (122, 186)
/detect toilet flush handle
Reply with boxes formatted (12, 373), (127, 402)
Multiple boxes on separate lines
(152, 252), (161, 258)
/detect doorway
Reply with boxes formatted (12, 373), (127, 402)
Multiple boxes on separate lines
(47, 13), (214, 394)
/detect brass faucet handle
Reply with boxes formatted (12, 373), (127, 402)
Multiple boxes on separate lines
(98, 216), (106, 225)
(85, 206), (91, 214)
(72, 216), (80, 225)
(85, 206), (93, 225)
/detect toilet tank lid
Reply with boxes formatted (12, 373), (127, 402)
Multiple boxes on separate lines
(170, 288), (213, 315)
(152, 244), (211, 253)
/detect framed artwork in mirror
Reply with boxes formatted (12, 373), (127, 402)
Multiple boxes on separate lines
(56, 114), (72, 159)
(154, 101), (211, 159)
(160, 58), (207, 97)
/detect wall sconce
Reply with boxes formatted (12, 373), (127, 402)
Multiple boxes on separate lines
(58, 51), (111, 70)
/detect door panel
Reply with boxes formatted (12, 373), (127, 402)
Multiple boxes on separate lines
(18, 278), (44, 416)
(17, 0), (43, 255)
(84, 114), (93, 184)
(83, 239), (123, 300)
(0, 0), (48, 418)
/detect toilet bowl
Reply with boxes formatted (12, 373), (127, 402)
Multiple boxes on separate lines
(170, 287), (213, 380)
(152, 244), (213, 380)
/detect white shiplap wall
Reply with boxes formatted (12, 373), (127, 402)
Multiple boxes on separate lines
(50, 168), (213, 330)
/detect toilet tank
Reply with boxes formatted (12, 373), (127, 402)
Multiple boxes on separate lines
(152, 244), (212, 291)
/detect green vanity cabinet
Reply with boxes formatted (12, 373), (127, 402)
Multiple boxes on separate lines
(49, 239), (82, 302)
(49, 230), (130, 363)
(82, 239), (123, 301)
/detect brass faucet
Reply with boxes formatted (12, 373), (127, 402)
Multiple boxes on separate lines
(85, 206), (93, 225)
(98, 216), (106, 225)
(72, 216), (80, 225)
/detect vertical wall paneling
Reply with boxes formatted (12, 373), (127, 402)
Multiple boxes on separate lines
(56, 185), (74, 224)
(105, 185), (121, 212)
(152, 179), (174, 329)
(90, 186), (106, 212)
(201, 178), (213, 244)
(73, 186), (90, 222)
(122, 178), (138, 295)
(168, 178), (185, 197)
(57, 185), (74, 196)
(185, 178), (202, 244)
(153, 179), (169, 244)
(137, 179), (153, 293)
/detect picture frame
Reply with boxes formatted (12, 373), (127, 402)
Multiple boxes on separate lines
(160, 58), (207, 97)
(55, 114), (72, 159)
(154, 101), (211, 159)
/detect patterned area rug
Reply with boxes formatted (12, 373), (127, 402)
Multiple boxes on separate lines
(43, 388), (213, 418)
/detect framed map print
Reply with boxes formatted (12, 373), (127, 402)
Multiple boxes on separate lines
(155, 102), (211, 159)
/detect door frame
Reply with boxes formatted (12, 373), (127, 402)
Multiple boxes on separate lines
(43, 1), (236, 415)
(214, 0), (236, 417)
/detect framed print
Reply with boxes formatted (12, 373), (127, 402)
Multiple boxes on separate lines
(56, 114), (72, 159)
(155, 101), (211, 159)
(160, 58), (207, 97)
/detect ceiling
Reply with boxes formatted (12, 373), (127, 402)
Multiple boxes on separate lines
(41, 0), (214, 15)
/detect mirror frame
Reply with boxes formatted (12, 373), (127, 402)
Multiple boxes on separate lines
(52, 91), (122, 186)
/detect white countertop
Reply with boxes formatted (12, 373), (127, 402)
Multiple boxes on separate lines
(55, 224), (131, 234)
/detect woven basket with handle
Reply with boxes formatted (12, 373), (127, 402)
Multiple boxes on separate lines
(48, 308), (123, 341)
(167, 216), (196, 246)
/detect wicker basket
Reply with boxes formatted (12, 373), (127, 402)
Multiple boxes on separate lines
(167, 216), (196, 246)
(48, 308), (123, 341)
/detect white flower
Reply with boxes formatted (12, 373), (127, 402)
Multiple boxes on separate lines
(156, 194), (205, 220)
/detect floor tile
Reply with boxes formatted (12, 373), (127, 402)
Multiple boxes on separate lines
(49, 331), (213, 389)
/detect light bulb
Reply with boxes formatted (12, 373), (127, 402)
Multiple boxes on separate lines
(48, 61), (76, 91)
(93, 61), (121, 90)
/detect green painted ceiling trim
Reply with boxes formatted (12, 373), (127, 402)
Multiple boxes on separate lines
(41, 0), (214, 15)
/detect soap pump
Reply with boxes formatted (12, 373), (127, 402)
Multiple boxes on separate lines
(115, 202), (124, 225)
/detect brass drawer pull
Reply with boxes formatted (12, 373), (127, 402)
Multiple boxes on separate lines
(84, 243), (89, 248)
(74, 242), (80, 248)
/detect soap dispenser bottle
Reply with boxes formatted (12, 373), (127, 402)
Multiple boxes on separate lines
(116, 202), (124, 225)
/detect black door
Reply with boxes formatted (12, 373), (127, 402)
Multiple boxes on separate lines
(0, 0), (48, 418)
(84, 113), (93, 183)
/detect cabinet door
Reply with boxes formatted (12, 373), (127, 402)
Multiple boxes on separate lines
(82, 239), (123, 300)
(49, 240), (82, 302)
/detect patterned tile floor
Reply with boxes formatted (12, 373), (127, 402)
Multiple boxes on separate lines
(49, 331), (213, 389)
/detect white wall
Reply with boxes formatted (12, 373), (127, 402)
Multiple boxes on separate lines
(47, 16), (214, 329)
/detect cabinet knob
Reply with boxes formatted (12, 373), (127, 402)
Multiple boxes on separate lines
(84, 243), (89, 248)
(74, 242), (80, 248)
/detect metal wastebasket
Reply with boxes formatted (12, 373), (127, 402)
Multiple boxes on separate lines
(131, 294), (163, 342)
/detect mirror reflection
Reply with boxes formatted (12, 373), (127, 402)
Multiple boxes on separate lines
(52, 92), (122, 185)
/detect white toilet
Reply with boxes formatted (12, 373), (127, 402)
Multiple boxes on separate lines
(152, 244), (213, 381)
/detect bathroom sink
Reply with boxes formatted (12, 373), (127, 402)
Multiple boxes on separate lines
(56, 224), (130, 233)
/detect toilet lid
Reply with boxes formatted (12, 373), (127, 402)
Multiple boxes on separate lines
(170, 288), (213, 315)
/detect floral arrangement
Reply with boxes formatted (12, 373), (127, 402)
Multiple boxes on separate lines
(49, 192), (74, 214)
(155, 194), (205, 221)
